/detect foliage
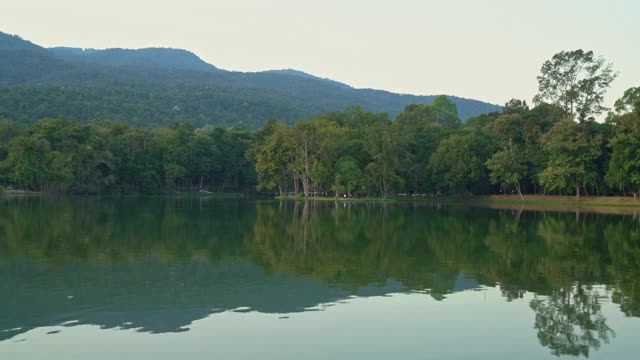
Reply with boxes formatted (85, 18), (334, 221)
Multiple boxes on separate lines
(534, 50), (617, 121)
(334, 156), (364, 196)
(428, 132), (493, 195)
(485, 141), (527, 197)
(613, 86), (640, 115)
(0, 41), (637, 198)
(539, 119), (603, 197)
(0, 119), (255, 194)
(0, 32), (501, 129)
(606, 110), (640, 196)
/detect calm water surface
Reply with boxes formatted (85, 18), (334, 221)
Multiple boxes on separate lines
(1, 198), (639, 359)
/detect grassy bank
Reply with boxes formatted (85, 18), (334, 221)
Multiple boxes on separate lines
(471, 195), (640, 208)
(275, 194), (640, 207)
(4, 189), (42, 196)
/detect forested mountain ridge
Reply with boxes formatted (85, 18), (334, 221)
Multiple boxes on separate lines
(48, 46), (220, 72)
(0, 32), (45, 52)
(0, 31), (501, 128)
(0, 45), (637, 198)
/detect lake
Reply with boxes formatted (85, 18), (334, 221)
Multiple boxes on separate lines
(1, 197), (639, 359)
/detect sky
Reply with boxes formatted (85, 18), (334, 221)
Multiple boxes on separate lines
(1, 0), (639, 108)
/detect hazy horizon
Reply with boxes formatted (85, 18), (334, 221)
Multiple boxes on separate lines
(2, 0), (639, 109)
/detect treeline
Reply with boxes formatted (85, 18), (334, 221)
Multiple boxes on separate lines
(250, 95), (636, 198)
(0, 91), (636, 197)
(0, 49), (638, 197)
(0, 119), (255, 194)
(251, 50), (640, 198)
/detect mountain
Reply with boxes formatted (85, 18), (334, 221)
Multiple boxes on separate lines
(0, 31), (501, 129)
(48, 46), (220, 72)
(0, 32), (46, 52)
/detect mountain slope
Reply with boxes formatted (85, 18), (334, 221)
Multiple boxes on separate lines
(0, 32), (46, 52)
(0, 31), (501, 128)
(48, 46), (220, 72)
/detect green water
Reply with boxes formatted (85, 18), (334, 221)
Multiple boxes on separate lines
(1, 198), (639, 359)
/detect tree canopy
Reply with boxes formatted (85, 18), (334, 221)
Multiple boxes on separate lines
(534, 50), (617, 122)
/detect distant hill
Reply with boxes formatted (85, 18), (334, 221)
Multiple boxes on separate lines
(48, 46), (220, 72)
(0, 32), (46, 52)
(0, 31), (501, 129)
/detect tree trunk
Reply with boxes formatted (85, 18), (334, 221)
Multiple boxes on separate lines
(302, 176), (310, 198)
(382, 180), (389, 199)
(516, 183), (525, 201)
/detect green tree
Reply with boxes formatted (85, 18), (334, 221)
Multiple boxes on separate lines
(539, 120), (602, 198)
(188, 128), (221, 190)
(252, 122), (292, 196)
(534, 50), (617, 121)
(333, 156), (363, 196)
(395, 99), (458, 194)
(290, 119), (342, 197)
(154, 126), (189, 191)
(428, 132), (492, 195)
(606, 110), (640, 197)
(365, 119), (404, 198)
(47, 150), (74, 191)
(112, 128), (161, 194)
(211, 128), (255, 193)
(486, 141), (527, 199)
(503, 98), (529, 115)
(2, 136), (50, 190)
(613, 86), (640, 115)
(395, 96), (461, 128)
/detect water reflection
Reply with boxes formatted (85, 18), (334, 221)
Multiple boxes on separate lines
(531, 286), (614, 357)
(1, 197), (639, 357)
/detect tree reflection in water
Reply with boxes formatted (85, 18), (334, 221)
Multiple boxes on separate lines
(530, 285), (614, 357)
(0, 197), (639, 357)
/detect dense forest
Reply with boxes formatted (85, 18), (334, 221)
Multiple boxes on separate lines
(0, 46), (638, 198)
(0, 32), (500, 129)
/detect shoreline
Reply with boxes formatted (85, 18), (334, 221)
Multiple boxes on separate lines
(5, 191), (640, 211)
(275, 194), (640, 208)
(3, 190), (42, 196)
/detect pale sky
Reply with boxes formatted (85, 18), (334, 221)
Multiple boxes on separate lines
(2, 0), (639, 108)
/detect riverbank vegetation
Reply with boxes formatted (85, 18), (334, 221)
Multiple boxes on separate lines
(0, 49), (638, 198)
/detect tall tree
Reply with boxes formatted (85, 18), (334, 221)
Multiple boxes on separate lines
(503, 98), (529, 115)
(253, 123), (292, 196)
(539, 120), (602, 198)
(333, 156), (363, 196)
(2, 136), (52, 190)
(395, 98), (458, 194)
(289, 119), (341, 197)
(534, 50), (617, 122)
(613, 86), (640, 115)
(365, 119), (404, 198)
(486, 141), (527, 199)
(428, 132), (492, 195)
(606, 105), (640, 197)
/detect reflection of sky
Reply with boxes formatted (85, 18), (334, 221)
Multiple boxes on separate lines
(2, 287), (638, 360)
